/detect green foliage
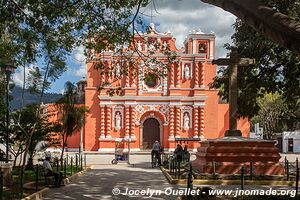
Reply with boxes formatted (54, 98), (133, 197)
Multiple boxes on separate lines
(210, 11), (300, 118)
(11, 104), (53, 168)
(251, 93), (294, 139)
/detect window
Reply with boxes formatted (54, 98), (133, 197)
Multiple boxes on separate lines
(145, 73), (158, 88)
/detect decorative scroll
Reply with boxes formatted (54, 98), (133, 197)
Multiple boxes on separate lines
(135, 104), (169, 125)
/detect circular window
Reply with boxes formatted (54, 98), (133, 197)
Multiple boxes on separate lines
(145, 73), (158, 88)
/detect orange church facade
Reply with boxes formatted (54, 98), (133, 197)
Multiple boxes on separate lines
(79, 23), (250, 152)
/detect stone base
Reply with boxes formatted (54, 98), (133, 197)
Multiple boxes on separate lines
(225, 129), (242, 137)
(192, 137), (284, 175)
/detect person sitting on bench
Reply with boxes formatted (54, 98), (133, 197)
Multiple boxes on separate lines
(43, 155), (63, 187)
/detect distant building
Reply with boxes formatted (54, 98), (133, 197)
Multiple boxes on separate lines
(282, 131), (300, 153)
(75, 78), (87, 104)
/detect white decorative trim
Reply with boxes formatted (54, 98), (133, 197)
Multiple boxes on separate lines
(99, 137), (115, 141)
(97, 148), (115, 152)
(163, 68), (168, 96)
(209, 40), (214, 59)
(193, 102), (205, 107)
(192, 38), (197, 54)
(135, 104), (169, 125)
(123, 148), (140, 152)
(99, 95), (207, 101)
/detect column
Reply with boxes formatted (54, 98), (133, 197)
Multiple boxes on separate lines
(199, 107), (205, 139)
(200, 62), (205, 88)
(170, 64), (175, 87)
(194, 62), (199, 87)
(130, 106), (136, 139)
(100, 106), (105, 139)
(125, 106), (130, 138)
(138, 66), (143, 95)
(108, 62), (112, 83)
(130, 65), (136, 87)
(193, 107), (199, 138)
(163, 68), (168, 95)
(192, 38), (197, 54)
(125, 63), (130, 87)
(106, 106), (111, 138)
(209, 40), (214, 59)
(176, 62), (181, 87)
(175, 106), (181, 138)
(169, 106), (175, 139)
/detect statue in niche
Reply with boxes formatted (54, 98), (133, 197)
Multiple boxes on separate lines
(162, 41), (168, 50)
(137, 41), (142, 51)
(149, 42), (155, 52)
(115, 63), (121, 78)
(184, 65), (190, 80)
(115, 111), (121, 131)
(198, 43), (207, 53)
(183, 112), (190, 130)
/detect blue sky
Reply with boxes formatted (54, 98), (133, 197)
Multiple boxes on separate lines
(12, 0), (236, 94)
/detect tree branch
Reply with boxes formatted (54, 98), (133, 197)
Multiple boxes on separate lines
(200, 0), (300, 54)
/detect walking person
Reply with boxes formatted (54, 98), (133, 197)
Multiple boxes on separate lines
(151, 141), (162, 167)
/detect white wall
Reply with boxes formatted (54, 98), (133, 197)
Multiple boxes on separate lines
(249, 132), (263, 139)
(282, 131), (300, 153)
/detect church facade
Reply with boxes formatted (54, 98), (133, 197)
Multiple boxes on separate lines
(82, 24), (249, 152)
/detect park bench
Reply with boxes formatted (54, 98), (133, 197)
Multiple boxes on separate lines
(35, 164), (55, 186)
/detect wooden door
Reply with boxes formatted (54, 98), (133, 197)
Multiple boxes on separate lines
(142, 118), (160, 149)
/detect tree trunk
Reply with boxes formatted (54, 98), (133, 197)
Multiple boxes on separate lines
(200, 0), (300, 53)
(60, 134), (68, 161)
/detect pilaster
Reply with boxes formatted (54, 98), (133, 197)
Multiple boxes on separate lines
(130, 106), (136, 139)
(100, 106), (105, 139)
(125, 106), (130, 138)
(175, 106), (181, 138)
(169, 106), (175, 139)
(200, 107), (205, 138)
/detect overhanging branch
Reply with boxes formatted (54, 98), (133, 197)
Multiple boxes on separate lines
(200, 0), (300, 54)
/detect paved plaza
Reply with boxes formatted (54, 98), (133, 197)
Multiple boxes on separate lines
(42, 163), (179, 200)
(41, 153), (298, 200)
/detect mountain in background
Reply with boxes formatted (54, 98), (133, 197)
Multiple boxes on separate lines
(10, 86), (63, 110)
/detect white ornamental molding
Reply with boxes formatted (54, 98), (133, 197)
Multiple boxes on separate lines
(112, 105), (124, 131)
(135, 104), (169, 125)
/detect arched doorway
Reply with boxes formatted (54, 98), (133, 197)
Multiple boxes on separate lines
(142, 118), (160, 149)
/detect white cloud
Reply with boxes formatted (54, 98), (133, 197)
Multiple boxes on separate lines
(143, 0), (236, 58)
(12, 65), (35, 87)
(71, 45), (87, 78)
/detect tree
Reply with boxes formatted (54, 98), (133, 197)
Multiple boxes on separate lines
(200, 0), (300, 53)
(11, 104), (53, 169)
(251, 93), (293, 139)
(1, 1), (149, 194)
(210, 18), (300, 118)
(54, 81), (88, 161)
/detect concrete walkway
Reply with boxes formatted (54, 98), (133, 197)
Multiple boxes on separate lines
(42, 163), (179, 200)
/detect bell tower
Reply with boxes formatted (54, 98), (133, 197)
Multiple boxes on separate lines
(184, 29), (215, 59)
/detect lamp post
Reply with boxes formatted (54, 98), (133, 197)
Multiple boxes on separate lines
(2, 62), (16, 163)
